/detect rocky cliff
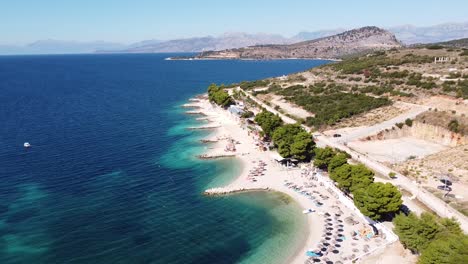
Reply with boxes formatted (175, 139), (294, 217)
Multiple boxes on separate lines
(365, 122), (467, 147)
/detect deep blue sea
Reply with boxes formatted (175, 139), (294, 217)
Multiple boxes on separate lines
(0, 54), (328, 264)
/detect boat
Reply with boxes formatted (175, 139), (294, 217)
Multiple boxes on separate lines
(24, 142), (31, 148)
(302, 209), (315, 214)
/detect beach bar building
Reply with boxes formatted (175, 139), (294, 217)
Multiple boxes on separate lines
(228, 105), (245, 117)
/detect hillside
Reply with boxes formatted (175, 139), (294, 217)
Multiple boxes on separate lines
(433, 38), (468, 49)
(195, 27), (402, 60)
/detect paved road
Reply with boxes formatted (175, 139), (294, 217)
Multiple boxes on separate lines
(242, 89), (468, 233)
(336, 102), (429, 142)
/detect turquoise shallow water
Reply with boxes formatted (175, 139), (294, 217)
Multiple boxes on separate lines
(0, 54), (327, 263)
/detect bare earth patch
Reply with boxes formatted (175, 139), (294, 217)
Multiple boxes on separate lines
(270, 95), (312, 119)
(330, 102), (413, 130)
(392, 145), (468, 215)
(360, 242), (417, 264)
(348, 137), (448, 163)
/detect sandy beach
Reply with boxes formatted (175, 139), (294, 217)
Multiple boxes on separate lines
(186, 96), (399, 264)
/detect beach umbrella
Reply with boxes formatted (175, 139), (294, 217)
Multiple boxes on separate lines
(326, 232), (332, 236)
(326, 227), (333, 231)
(325, 236), (331, 240)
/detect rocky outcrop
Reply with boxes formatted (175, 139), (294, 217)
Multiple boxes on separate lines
(364, 122), (467, 147)
(196, 27), (402, 60)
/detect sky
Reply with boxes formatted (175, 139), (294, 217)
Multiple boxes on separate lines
(1, 0), (468, 44)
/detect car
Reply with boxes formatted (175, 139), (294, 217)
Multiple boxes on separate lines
(437, 185), (452, 191)
(333, 134), (342, 138)
(440, 179), (452, 186)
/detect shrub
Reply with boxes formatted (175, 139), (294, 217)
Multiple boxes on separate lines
(405, 118), (413, 127)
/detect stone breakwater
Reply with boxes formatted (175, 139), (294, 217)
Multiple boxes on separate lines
(197, 154), (237, 160)
(187, 125), (220, 130)
(204, 186), (270, 196)
(185, 110), (207, 116)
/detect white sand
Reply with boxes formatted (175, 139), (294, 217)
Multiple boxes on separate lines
(190, 98), (397, 264)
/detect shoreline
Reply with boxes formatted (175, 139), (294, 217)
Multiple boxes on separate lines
(187, 96), (397, 264)
(166, 57), (341, 62)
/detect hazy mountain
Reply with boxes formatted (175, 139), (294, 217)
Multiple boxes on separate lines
(0, 40), (128, 55)
(389, 22), (468, 44)
(292, 29), (347, 41)
(2, 21), (468, 55)
(106, 33), (292, 53)
(292, 22), (468, 45)
(196, 27), (401, 60)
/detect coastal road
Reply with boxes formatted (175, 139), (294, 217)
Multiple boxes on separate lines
(242, 89), (468, 233)
(330, 102), (429, 142)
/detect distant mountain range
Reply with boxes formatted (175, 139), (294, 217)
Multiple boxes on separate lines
(195, 27), (401, 60)
(0, 39), (127, 55)
(1, 22), (467, 55)
(98, 33), (291, 53)
(389, 22), (468, 44)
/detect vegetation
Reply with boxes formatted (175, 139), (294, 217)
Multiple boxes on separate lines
(353, 182), (402, 220)
(327, 153), (348, 173)
(313, 147), (336, 170)
(331, 164), (375, 194)
(283, 92), (391, 128)
(331, 53), (432, 74)
(448, 119), (459, 133)
(240, 80), (270, 90)
(253, 110), (315, 161)
(393, 212), (468, 263)
(240, 110), (254, 119)
(207, 84), (234, 107)
(254, 110), (283, 137)
(405, 118), (413, 127)
(313, 146), (402, 220)
(271, 124), (315, 161)
(419, 232), (468, 264)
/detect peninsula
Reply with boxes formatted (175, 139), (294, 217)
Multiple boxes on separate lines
(193, 27), (402, 60)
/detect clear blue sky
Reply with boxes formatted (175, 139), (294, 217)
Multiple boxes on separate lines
(1, 0), (467, 44)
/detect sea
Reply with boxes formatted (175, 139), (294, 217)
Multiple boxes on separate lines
(0, 54), (329, 264)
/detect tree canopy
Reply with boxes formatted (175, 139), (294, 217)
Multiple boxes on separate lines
(207, 84), (234, 107)
(272, 124), (315, 161)
(328, 153), (348, 173)
(330, 163), (374, 193)
(418, 234), (468, 264)
(353, 182), (402, 220)
(393, 212), (468, 263)
(393, 213), (441, 252)
(313, 147), (336, 170)
(254, 110), (283, 137)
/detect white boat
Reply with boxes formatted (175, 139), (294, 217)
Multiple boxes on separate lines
(302, 209), (315, 214)
(24, 142), (31, 148)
